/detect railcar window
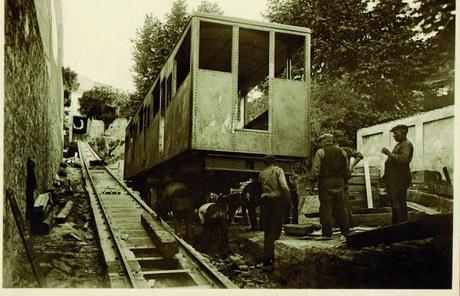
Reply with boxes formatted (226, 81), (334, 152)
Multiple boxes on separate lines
(147, 106), (150, 126)
(160, 79), (165, 116)
(175, 30), (191, 90)
(166, 74), (172, 105)
(139, 109), (144, 132)
(275, 33), (304, 80)
(199, 21), (232, 72)
(153, 83), (160, 117)
(238, 28), (269, 131)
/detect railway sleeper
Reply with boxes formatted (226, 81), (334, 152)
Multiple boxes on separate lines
(141, 213), (178, 258)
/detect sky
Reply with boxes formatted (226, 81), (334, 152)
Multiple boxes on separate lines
(63, 0), (268, 92)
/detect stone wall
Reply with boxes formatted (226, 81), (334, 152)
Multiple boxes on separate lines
(3, 0), (63, 287)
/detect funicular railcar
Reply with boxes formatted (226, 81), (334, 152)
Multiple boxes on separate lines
(124, 13), (311, 206)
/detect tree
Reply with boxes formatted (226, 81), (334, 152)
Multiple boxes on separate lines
(194, 1), (224, 15)
(79, 86), (128, 129)
(119, 92), (143, 119)
(132, 15), (167, 97)
(411, 0), (455, 110)
(310, 77), (376, 149)
(265, 0), (453, 145)
(131, 0), (224, 111)
(62, 66), (79, 107)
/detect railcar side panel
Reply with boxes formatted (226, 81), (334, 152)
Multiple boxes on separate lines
(192, 70), (233, 150)
(146, 114), (160, 172)
(164, 74), (192, 159)
(271, 78), (309, 157)
(232, 130), (271, 154)
(134, 125), (145, 173)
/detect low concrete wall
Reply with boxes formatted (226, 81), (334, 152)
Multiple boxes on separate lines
(356, 106), (454, 178)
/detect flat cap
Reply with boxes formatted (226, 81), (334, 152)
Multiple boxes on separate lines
(317, 133), (334, 142)
(390, 124), (408, 132)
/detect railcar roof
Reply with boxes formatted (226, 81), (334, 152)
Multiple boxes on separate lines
(192, 12), (311, 34)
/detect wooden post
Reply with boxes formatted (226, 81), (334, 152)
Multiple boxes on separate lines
(6, 189), (46, 287)
(363, 159), (373, 208)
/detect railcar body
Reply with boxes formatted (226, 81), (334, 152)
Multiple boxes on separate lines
(124, 13), (311, 205)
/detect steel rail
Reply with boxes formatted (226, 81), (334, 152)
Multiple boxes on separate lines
(78, 142), (140, 288)
(82, 142), (237, 289)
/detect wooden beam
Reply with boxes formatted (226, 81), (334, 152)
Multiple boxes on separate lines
(363, 159), (373, 208)
(346, 213), (453, 248)
(33, 192), (52, 222)
(141, 213), (178, 258)
(6, 189), (46, 287)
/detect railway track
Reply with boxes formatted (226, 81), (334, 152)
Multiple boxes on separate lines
(77, 141), (237, 288)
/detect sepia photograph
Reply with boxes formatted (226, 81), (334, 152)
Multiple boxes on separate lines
(2, 0), (458, 294)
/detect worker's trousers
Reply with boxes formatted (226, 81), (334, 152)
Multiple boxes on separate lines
(318, 177), (349, 237)
(386, 180), (409, 224)
(261, 197), (285, 261)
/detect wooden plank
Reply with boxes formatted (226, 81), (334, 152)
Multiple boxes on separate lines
(352, 207), (390, 214)
(55, 200), (74, 223)
(443, 167), (452, 186)
(283, 223), (321, 236)
(346, 213), (453, 248)
(33, 192), (52, 222)
(407, 201), (439, 215)
(141, 213), (178, 258)
(6, 189), (46, 287)
(142, 269), (191, 276)
(352, 212), (391, 227)
(407, 189), (453, 213)
(363, 159), (373, 208)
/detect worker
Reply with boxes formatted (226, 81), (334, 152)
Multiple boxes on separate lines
(240, 179), (263, 231)
(197, 201), (229, 256)
(335, 141), (364, 228)
(283, 174), (299, 224)
(155, 176), (195, 244)
(381, 124), (413, 224)
(310, 134), (350, 239)
(258, 154), (292, 268)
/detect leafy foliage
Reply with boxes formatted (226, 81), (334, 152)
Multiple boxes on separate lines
(79, 86), (128, 129)
(265, 0), (454, 148)
(194, 0), (224, 15)
(62, 66), (79, 107)
(411, 0), (455, 110)
(131, 0), (224, 104)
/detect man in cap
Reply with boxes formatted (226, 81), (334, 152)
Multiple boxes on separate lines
(381, 124), (413, 224)
(258, 154), (292, 268)
(310, 134), (350, 238)
(334, 139), (364, 228)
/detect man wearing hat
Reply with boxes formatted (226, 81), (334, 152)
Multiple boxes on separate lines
(310, 134), (350, 238)
(381, 124), (414, 224)
(258, 154), (292, 269)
